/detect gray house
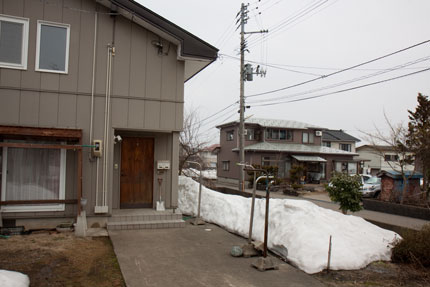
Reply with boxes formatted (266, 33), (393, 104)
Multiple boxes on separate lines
(216, 118), (359, 185)
(0, 0), (217, 230)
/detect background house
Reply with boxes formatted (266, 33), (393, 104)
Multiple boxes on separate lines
(0, 0), (217, 229)
(322, 129), (360, 153)
(199, 144), (219, 169)
(216, 118), (358, 185)
(356, 145), (415, 176)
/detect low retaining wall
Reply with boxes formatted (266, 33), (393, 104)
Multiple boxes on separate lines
(362, 199), (430, 221)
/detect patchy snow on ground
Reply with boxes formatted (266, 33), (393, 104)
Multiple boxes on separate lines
(178, 175), (399, 274)
(0, 270), (29, 287)
(182, 168), (217, 180)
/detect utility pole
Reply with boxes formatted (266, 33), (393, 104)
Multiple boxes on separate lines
(238, 3), (267, 192)
(238, 3), (246, 192)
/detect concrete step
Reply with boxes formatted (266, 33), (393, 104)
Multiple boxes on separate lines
(107, 219), (185, 231)
(107, 209), (185, 230)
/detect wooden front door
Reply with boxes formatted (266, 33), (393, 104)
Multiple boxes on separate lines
(120, 137), (154, 208)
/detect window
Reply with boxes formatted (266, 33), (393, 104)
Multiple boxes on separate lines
(36, 21), (70, 73)
(384, 154), (399, 162)
(309, 133), (314, 143)
(1, 142), (66, 212)
(246, 128), (255, 140)
(340, 144), (351, 152)
(226, 130), (234, 141)
(279, 130), (293, 140)
(348, 162), (357, 174)
(302, 132), (308, 143)
(334, 161), (357, 175)
(303, 132), (313, 143)
(262, 156), (271, 166)
(0, 15), (29, 69)
(222, 161), (230, 171)
(322, 141), (331, 147)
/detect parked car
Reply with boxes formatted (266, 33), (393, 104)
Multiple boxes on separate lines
(359, 176), (381, 198)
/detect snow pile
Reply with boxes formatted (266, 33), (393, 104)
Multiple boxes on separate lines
(0, 270), (29, 287)
(178, 176), (399, 274)
(182, 168), (217, 180)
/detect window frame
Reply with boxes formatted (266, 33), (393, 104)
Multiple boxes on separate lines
(226, 130), (234, 141)
(35, 20), (70, 74)
(340, 143), (351, 152)
(302, 132), (309, 143)
(262, 156), (271, 167)
(1, 145), (67, 212)
(222, 161), (230, 171)
(246, 128), (255, 141)
(0, 14), (29, 70)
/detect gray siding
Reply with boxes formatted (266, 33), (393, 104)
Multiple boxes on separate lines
(0, 0), (185, 217)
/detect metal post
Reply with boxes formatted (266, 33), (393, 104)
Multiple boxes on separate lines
(197, 168), (202, 219)
(252, 171), (278, 271)
(263, 174), (270, 258)
(187, 161), (205, 225)
(248, 171), (256, 244)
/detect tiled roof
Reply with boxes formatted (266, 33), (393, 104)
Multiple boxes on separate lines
(217, 118), (325, 129)
(322, 130), (360, 142)
(232, 142), (358, 156)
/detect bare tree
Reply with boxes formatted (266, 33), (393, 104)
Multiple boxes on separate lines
(361, 114), (415, 204)
(179, 108), (209, 175)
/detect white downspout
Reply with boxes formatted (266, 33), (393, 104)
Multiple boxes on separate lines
(102, 44), (112, 212)
(102, 45), (114, 209)
(90, 13), (100, 211)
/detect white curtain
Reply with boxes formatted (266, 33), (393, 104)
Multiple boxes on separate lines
(6, 147), (60, 201)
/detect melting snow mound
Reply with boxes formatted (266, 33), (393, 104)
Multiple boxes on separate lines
(178, 175), (399, 274)
(0, 270), (30, 287)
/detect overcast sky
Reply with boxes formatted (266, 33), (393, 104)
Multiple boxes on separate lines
(138, 0), (430, 145)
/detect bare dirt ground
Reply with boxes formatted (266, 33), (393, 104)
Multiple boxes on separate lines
(312, 261), (430, 287)
(1, 230), (429, 287)
(0, 231), (125, 287)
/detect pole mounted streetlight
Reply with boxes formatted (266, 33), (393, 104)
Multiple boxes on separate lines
(186, 161), (205, 225)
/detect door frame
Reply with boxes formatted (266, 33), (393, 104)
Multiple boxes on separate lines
(119, 136), (155, 209)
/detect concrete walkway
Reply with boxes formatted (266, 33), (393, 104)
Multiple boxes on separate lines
(109, 221), (324, 287)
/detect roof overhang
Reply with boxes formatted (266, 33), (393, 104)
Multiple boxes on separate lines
(292, 155), (327, 163)
(102, 0), (218, 81)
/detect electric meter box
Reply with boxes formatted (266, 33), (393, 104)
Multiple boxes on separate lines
(157, 160), (170, 170)
(92, 140), (103, 157)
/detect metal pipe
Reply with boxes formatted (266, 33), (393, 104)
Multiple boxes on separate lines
(263, 173), (270, 258)
(89, 12), (98, 146)
(101, 46), (110, 207)
(103, 47), (115, 206)
(186, 161), (202, 217)
(248, 171), (256, 244)
(95, 157), (99, 206)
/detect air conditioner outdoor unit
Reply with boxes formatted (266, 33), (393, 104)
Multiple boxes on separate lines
(315, 131), (323, 137)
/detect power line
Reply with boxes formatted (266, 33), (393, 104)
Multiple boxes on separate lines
(251, 67), (430, 107)
(247, 39), (430, 98)
(247, 56), (430, 104)
(220, 53), (323, 76)
(192, 101), (239, 127)
(247, 0), (330, 48)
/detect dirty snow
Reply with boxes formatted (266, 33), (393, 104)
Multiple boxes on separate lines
(182, 168), (217, 180)
(178, 175), (399, 274)
(0, 270), (29, 287)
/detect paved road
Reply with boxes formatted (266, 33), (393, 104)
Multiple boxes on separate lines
(110, 221), (324, 287)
